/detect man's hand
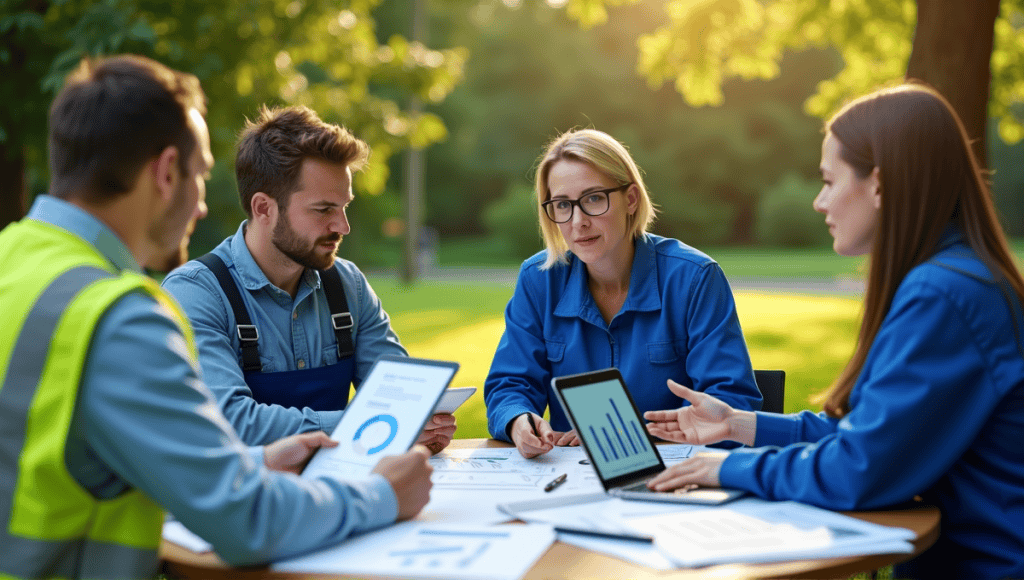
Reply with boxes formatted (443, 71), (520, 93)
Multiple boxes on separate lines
(372, 445), (434, 520)
(263, 431), (337, 474)
(416, 413), (457, 455)
(509, 413), (554, 458)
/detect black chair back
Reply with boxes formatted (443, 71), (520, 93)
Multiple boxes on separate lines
(753, 370), (786, 414)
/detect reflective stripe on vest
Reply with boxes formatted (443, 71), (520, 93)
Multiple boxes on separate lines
(0, 266), (158, 580)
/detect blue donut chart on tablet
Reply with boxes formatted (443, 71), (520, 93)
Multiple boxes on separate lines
(301, 356), (460, 479)
(352, 414), (399, 455)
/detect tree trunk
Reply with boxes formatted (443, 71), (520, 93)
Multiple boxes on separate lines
(906, 0), (1000, 168)
(0, 143), (26, 230)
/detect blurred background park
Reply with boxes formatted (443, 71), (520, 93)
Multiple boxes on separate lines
(3, 0), (1024, 438)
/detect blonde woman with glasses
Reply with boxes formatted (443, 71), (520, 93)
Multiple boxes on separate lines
(484, 129), (763, 459)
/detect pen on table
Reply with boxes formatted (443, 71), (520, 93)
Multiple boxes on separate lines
(544, 473), (567, 492)
(553, 527), (654, 544)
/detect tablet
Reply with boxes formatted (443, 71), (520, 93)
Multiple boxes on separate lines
(302, 355), (459, 479)
(433, 386), (477, 414)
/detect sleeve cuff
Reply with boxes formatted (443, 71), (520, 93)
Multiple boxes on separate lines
(753, 411), (800, 447)
(358, 474), (400, 531)
(491, 406), (534, 443)
(249, 446), (265, 467)
(317, 410), (344, 435)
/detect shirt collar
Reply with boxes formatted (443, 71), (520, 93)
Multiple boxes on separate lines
(27, 195), (140, 272)
(936, 223), (965, 251)
(228, 220), (322, 292)
(553, 234), (661, 318)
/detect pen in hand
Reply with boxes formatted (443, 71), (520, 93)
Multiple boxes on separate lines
(544, 473), (567, 492)
(526, 414), (541, 438)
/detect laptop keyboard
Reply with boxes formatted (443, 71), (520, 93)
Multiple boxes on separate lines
(620, 481), (654, 493)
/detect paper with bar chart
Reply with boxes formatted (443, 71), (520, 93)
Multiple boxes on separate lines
(559, 378), (661, 480)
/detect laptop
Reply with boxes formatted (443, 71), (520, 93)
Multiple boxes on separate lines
(551, 368), (746, 505)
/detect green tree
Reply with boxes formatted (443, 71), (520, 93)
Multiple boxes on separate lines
(422, 0), (831, 245)
(0, 0), (467, 233)
(564, 0), (1024, 167)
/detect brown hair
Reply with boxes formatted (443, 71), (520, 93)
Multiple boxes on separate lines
(822, 83), (1024, 417)
(534, 129), (656, 269)
(234, 105), (369, 216)
(48, 54), (206, 203)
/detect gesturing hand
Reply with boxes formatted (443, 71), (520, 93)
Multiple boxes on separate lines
(263, 431), (338, 475)
(644, 379), (747, 446)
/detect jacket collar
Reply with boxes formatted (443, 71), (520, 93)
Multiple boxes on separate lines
(553, 234), (661, 319)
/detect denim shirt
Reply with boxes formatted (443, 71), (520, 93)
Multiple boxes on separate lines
(485, 234), (762, 440)
(720, 231), (1024, 579)
(25, 196), (398, 565)
(162, 221), (406, 446)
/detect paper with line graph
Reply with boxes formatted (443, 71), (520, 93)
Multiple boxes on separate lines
(272, 522), (555, 580)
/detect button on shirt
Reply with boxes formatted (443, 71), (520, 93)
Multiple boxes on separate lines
(161, 221), (407, 446)
(485, 234), (762, 440)
(27, 195), (398, 565)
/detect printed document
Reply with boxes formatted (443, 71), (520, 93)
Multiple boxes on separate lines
(272, 522), (555, 580)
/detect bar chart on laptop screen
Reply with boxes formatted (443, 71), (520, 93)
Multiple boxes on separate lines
(562, 379), (660, 479)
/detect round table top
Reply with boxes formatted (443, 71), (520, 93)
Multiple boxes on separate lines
(161, 439), (940, 580)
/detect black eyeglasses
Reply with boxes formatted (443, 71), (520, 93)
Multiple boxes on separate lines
(541, 183), (632, 223)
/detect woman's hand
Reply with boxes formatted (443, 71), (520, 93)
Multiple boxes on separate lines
(510, 413), (555, 458)
(644, 379), (756, 446)
(647, 452), (727, 491)
(551, 429), (580, 447)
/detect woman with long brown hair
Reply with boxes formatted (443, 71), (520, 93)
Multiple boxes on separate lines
(642, 84), (1024, 579)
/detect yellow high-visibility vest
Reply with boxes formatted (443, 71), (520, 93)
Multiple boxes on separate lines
(0, 217), (197, 579)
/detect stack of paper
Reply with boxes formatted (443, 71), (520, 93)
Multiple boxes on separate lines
(628, 500), (915, 568)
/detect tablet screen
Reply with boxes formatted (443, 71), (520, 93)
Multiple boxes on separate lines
(302, 356), (458, 479)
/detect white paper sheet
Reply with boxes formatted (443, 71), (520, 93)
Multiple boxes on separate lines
(628, 499), (915, 567)
(272, 522), (555, 580)
(162, 520), (212, 553)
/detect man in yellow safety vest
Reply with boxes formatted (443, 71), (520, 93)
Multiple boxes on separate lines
(0, 54), (433, 579)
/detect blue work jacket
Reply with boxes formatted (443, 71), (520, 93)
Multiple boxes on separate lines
(720, 231), (1024, 579)
(485, 234), (761, 441)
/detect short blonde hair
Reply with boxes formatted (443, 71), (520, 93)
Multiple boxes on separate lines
(534, 129), (656, 269)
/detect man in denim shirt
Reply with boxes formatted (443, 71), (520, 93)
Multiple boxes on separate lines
(163, 106), (455, 451)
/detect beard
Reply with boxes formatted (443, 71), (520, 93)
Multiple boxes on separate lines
(272, 211), (341, 271)
(147, 179), (194, 273)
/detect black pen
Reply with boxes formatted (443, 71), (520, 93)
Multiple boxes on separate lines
(544, 473), (567, 492)
(526, 413), (540, 437)
(553, 526), (654, 544)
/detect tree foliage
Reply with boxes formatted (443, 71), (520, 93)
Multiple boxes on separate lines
(421, 0), (831, 249)
(0, 0), (467, 235)
(564, 0), (1024, 144)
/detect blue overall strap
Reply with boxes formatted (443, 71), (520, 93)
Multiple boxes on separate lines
(319, 266), (354, 359)
(196, 253), (262, 372)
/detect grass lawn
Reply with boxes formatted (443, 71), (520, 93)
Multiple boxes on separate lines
(434, 236), (1024, 280)
(369, 276), (861, 440)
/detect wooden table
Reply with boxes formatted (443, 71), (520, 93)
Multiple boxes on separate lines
(161, 439), (940, 580)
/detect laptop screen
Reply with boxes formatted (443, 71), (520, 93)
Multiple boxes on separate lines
(554, 369), (663, 485)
